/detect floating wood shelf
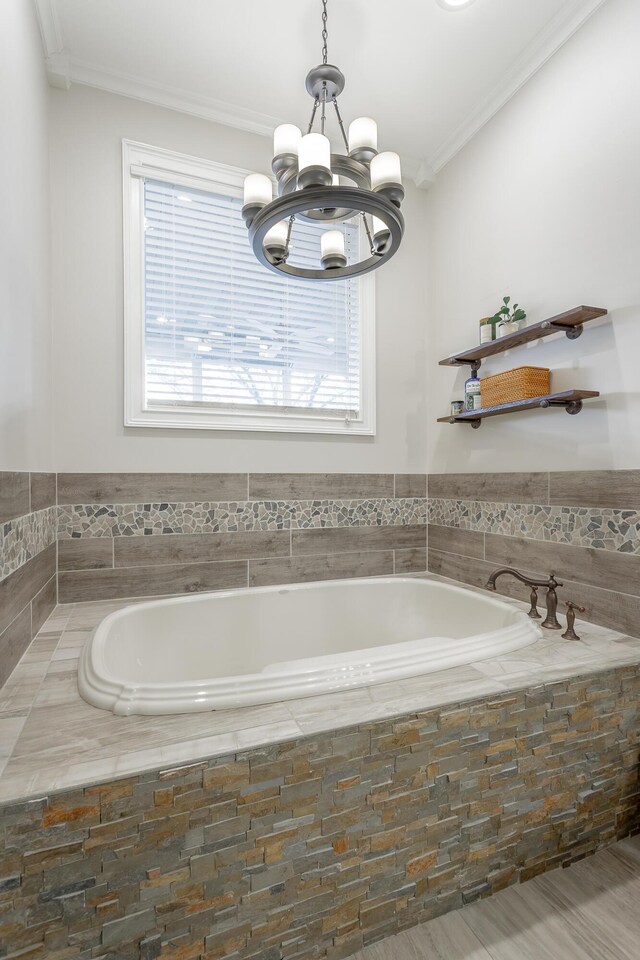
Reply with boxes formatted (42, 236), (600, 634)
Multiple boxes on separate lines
(439, 305), (607, 370)
(438, 390), (600, 429)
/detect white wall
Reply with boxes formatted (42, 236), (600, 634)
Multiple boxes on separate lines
(426, 0), (640, 474)
(0, 0), (52, 471)
(49, 85), (428, 473)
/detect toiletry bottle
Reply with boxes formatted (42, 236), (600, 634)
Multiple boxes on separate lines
(479, 318), (493, 344)
(465, 372), (481, 411)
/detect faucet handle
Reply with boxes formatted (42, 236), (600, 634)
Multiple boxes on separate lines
(562, 600), (586, 641)
(527, 586), (541, 619)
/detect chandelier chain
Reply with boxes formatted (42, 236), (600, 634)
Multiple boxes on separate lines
(321, 0), (328, 64)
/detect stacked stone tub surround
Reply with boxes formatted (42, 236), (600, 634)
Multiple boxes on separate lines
(0, 588), (639, 959)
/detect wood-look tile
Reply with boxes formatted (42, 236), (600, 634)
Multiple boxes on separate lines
(114, 530), (290, 568)
(610, 836), (640, 872)
(0, 471), (30, 523)
(58, 538), (114, 571)
(58, 559), (247, 603)
(428, 524), (484, 559)
(248, 472), (394, 500)
(352, 839), (640, 960)
(428, 472), (549, 504)
(394, 474), (427, 498)
(394, 548), (428, 573)
(0, 544), (56, 636)
(427, 548), (640, 637)
(521, 855), (640, 960)
(352, 910), (493, 960)
(292, 524), (426, 556)
(428, 549), (508, 594)
(249, 551), (394, 587)
(29, 472), (56, 512)
(56, 472), (247, 505)
(462, 885), (595, 960)
(0, 607), (32, 689)
(550, 470), (640, 509)
(31, 576), (57, 638)
(484, 532), (640, 598)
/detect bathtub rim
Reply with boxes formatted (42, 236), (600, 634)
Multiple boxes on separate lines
(78, 576), (542, 716)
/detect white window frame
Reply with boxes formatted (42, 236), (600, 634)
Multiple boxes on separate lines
(122, 140), (376, 435)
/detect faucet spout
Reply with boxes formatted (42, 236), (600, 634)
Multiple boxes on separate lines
(485, 567), (563, 630)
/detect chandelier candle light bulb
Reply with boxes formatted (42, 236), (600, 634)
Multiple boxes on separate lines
(320, 230), (347, 269)
(242, 173), (272, 225)
(274, 123), (302, 157)
(272, 124), (302, 178)
(370, 151), (404, 206)
(264, 221), (289, 263)
(297, 133), (332, 189)
(348, 117), (378, 162)
(372, 215), (391, 254)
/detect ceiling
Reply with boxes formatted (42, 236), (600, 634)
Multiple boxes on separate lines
(35, 0), (607, 185)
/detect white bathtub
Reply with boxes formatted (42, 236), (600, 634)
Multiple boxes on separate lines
(78, 577), (540, 716)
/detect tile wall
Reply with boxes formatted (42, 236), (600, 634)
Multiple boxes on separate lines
(55, 473), (427, 603)
(0, 473), (428, 680)
(0, 472), (57, 686)
(427, 470), (640, 637)
(2, 469), (640, 689)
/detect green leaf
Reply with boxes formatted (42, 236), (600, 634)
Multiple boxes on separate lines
(500, 306), (510, 315)
(503, 296), (511, 305)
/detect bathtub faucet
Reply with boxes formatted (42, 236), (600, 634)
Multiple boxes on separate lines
(485, 567), (563, 630)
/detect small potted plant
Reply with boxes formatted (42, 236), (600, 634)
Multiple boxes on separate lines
(492, 296), (526, 337)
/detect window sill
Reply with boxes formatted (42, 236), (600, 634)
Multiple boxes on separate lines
(125, 407), (375, 436)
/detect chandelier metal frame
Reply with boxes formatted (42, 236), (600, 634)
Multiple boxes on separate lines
(242, 0), (405, 281)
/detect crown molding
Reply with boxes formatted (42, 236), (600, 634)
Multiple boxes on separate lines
(46, 54), (427, 188)
(33, 0), (63, 59)
(35, 0), (606, 190)
(63, 56), (284, 138)
(426, 0), (609, 173)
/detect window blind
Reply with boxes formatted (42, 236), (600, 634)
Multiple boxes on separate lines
(143, 178), (361, 417)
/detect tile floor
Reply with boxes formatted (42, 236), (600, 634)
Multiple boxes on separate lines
(354, 835), (640, 960)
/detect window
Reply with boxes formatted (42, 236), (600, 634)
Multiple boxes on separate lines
(123, 141), (375, 434)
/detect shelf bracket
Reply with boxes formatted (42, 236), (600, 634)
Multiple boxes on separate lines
(450, 358), (481, 373)
(548, 320), (584, 340)
(565, 400), (583, 415)
(448, 416), (482, 429)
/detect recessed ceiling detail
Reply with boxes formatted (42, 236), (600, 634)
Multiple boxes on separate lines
(34, 0), (607, 188)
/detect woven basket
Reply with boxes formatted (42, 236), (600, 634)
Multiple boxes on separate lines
(480, 366), (550, 408)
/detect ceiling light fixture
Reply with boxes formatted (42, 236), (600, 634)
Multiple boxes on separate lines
(242, 0), (404, 282)
(436, 0), (477, 10)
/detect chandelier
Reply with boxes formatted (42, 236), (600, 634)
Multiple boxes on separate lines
(242, 0), (405, 281)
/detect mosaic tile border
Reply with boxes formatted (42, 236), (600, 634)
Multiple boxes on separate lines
(0, 505), (57, 583)
(57, 498), (428, 539)
(428, 498), (640, 555)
